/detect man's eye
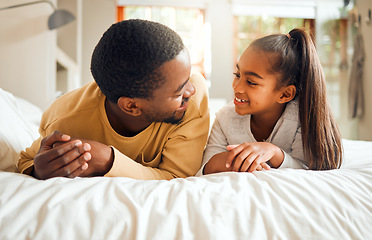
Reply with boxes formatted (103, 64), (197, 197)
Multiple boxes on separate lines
(233, 72), (240, 78)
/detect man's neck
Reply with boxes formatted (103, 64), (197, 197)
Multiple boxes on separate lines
(105, 99), (151, 137)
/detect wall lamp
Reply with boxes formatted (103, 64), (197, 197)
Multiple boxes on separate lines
(0, 0), (75, 30)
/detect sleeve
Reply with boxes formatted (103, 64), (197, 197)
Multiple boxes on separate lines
(195, 115), (228, 176)
(105, 73), (210, 180)
(17, 126), (47, 175)
(104, 147), (174, 180)
(278, 127), (308, 169)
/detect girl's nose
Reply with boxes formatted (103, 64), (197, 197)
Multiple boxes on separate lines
(183, 81), (196, 98)
(233, 79), (243, 93)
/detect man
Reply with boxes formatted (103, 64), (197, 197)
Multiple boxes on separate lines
(18, 19), (210, 180)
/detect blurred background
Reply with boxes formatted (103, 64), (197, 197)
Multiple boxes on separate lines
(0, 0), (371, 141)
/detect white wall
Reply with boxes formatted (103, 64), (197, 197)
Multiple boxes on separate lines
(0, 0), (115, 109)
(81, 0), (116, 85)
(0, 0), (57, 110)
(205, 0), (234, 101)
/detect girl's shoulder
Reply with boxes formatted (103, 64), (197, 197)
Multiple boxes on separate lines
(283, 99), (299, 122)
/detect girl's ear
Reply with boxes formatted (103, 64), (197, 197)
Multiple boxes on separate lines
(278, 85), (296, 104)
(117, 97), (142, 116)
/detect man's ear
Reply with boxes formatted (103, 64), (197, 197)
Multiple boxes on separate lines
(117, 97), (142, 116)
(278, 85), (296, 104)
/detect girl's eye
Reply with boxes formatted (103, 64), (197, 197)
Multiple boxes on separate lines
(234, 72), (257, 85)
(247, 79), (257, 86)
(233, 72), (240, 78)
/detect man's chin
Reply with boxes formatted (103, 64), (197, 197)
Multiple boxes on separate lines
(163, 111), (186, 125)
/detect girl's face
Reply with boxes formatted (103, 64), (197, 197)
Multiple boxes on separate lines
(232, 47), (286, 117)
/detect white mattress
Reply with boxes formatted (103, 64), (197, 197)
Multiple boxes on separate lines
(1, 139), (372, 240)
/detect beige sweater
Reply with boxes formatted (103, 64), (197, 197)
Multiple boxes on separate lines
(18, 73), (210, 180)
(197, 99), (307, 176)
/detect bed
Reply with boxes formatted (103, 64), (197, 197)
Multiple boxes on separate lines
(1, 87), (372, 240)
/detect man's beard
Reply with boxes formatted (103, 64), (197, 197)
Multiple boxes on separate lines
(162, 111), (186, 124)
(144, 98), (190, 124)
(144, 108), (186, 125)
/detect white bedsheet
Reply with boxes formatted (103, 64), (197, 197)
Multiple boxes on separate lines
(1, 139), (372, 240)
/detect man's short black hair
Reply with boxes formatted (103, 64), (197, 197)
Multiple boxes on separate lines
(91, 19), (185, 103)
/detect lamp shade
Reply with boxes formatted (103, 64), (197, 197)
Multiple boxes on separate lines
(48, 9), (75, 30)
(0, 1), (76, 30)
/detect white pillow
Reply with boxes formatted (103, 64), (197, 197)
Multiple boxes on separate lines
(0, 88), (41, 172)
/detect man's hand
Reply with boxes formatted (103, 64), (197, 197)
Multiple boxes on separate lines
(53, 138), (114, 177)
(75, 139), (114, 177)
(33, 131), (92, 180)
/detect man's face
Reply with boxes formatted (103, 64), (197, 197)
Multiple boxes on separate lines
(140, 49), (195, 124)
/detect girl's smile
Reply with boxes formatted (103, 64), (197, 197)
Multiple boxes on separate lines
(234, 97), (249, 108)
(234, 97), (248, 103)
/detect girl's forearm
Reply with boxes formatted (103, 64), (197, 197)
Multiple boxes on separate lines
(203, 152), (232, 175)
(268, 145), (285, 168)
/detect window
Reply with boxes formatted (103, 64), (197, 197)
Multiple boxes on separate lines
(117, 5), (208, 78)
(234, 16), (315, 59)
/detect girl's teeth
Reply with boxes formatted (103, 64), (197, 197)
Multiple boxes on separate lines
(236, 97), (247, 103)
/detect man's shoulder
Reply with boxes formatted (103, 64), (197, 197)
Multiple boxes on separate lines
(41, 82), (102, 127)
(187, 73), (209, 117)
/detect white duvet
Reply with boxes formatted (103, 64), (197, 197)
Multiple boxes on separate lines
(1, 139), (372, 240)
(1, 88), (372, 240)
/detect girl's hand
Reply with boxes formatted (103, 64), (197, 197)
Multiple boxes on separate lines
(226, 142), (284, 172)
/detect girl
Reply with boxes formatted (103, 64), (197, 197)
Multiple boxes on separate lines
(198, 28), (343, 175)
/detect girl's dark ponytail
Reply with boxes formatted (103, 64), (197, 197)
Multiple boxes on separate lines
(289, 29), (342, 169)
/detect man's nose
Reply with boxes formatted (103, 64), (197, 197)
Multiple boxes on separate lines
(184, 81), (196, 98)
